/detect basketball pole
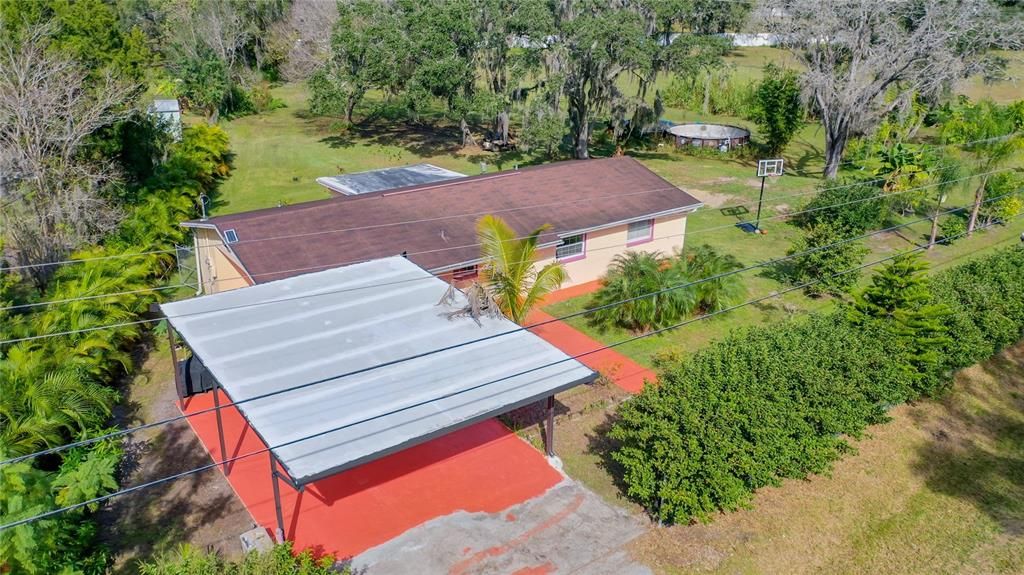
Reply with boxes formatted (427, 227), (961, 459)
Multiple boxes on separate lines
(755, 175), (766, 232)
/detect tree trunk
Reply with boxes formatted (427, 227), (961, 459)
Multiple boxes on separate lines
(497, 110), (510, 144)
(569, 89), (589, 159)
(822, 122), (848, 179)
(966, 175), (989, 236)
(345, 97), (357, 125)
(702, 71), (711, 115)
(928, 212), (941, 249)
(574, 122), (589, 159)
(460, 118), (477, 148)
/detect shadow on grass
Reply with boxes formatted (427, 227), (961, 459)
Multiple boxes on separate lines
(909, 348), (1024, 536)
(584, 413), (639, 510)
(102, 420), (245, 574)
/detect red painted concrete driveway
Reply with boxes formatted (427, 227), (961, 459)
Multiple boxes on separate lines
(181, 392), (562, 559)
(528, 282), (657, 394)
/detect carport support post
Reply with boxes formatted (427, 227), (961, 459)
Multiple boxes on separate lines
(270, 455), (286, 543)
(211, 377), (228, 474)
(166, 324), (184, 400)
(544, 395), (556, 457)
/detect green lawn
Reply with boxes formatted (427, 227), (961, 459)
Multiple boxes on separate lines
(211, 64), (1022, 369)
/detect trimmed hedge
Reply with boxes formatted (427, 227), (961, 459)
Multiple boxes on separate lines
(609, 246), (1024, 523)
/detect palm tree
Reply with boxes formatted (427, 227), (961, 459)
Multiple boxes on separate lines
(940, 101), (1023, 236)
(476, 215), (568, 324)
(0, 345), (115, 457)
(672, 245), (745, 313)
(586, 251), (696, 333)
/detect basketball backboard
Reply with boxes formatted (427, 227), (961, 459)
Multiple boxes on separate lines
(757, 158), (784, 177)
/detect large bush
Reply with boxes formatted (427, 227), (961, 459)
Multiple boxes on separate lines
(795, 178), (888, 233)
(0, 124), (233, 575)
(608, 246), (1024, 524)
(785, 222), (869, 296)
(930, 247), (1024, 370)
(610, 312), (914, 523)
(751, 64), (803, 155)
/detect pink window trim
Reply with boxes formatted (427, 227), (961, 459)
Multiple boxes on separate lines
(626, 219), (655, 247)
(556, 233), (587, 263)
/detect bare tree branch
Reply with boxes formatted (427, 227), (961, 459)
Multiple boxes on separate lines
(0, 25), (136, 287)
(765, 0), (1022, 178)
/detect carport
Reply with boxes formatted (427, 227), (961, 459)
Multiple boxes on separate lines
(160, 256), (596, 544)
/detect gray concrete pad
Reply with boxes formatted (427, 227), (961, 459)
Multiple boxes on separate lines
(352, 479), (652, 575)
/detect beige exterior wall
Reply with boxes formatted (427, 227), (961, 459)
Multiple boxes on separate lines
(533, 213), (689, 287)
(193, 227), (253, 294)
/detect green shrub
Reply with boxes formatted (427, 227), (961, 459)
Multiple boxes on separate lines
(795, 178), (888, 234)
(930, 247), (1024, 369)
(672, 245), (745, 313)
(785, 222), (869, 297)
(938, 212), (969, 244)
(0, 123), (234, 574)
(609, 246), (1024, 524)
(610, 312), (915, 523)
(751, 64), (803, 155)
(138, 542), (341, 575)
(586, 251), (695, 333)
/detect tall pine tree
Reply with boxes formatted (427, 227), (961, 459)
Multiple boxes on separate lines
(849, 253), (951, 395)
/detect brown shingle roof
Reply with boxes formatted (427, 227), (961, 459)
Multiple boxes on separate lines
(188, 157), (702, 284)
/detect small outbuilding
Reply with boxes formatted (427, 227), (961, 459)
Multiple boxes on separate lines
(316, 163), (466, 196)
(149, 98), (182, 140)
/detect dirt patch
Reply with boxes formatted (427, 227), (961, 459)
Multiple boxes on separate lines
(686, 188), (737, 208)
(100, 343), (254, 574)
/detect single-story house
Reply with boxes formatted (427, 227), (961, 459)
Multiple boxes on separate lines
(184, 156), (703, 294)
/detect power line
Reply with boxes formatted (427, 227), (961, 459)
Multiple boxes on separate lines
(3, 189), (1019, 467)
(3, 213), (1016, 533)
(0, 179), (1007, 346)
(3, 133), (1011, 274)
(0, 284), (193, 313)
(1, 178), (1016, 345)
(199, 166), (1014, 282)
(5, 160), (995, 313)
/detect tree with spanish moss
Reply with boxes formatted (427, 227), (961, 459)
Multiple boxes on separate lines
(765, 0), (1015, 178)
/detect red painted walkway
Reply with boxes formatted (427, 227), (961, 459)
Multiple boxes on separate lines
(181, 393), (562, 559)
(528, 282), (657, 394)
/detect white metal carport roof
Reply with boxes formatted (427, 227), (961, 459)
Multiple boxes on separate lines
(160, 256), (595, 485)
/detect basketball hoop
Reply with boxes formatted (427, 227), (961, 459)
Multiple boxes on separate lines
(752, 159), (784, 233)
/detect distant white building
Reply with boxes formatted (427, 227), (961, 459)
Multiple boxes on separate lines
(717, 33), (781, 47)
(149, 98), (182, 140)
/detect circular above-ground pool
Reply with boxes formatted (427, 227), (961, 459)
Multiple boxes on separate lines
(668, 123), (751, 150)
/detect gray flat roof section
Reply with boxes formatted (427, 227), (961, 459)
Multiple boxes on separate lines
(316, 163), (466, 195)
(160, 256), (596, 485)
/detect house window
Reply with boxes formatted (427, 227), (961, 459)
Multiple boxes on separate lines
(223, 229), (239, 243)
(626, 220), (653, 245)
(452, 264), (478, 281)
(556, 234), (585, 261)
